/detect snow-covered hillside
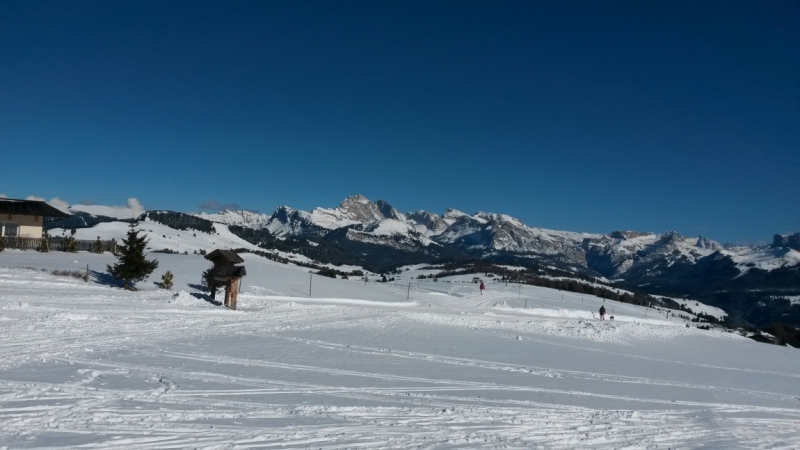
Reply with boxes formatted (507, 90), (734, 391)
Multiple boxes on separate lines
(49, 218), (262, 254)
(0, 250), (798, 448)
(195, 209), (271, 229)
(66, 198), (145, 220)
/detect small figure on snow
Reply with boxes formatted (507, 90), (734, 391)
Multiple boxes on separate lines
(479, 281), (485, 295)
(599, 305), (606, 321)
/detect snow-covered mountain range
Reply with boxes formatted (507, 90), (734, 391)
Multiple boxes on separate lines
(192, 195), (800, 280)
(34, 194), (800, 328)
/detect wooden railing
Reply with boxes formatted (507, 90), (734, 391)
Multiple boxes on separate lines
(0, 236), (117, 252)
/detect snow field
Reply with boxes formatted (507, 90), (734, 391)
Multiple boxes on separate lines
(1, 251), (799, 449)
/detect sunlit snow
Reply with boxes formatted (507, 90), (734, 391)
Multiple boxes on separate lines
(1, 250), (798, 448)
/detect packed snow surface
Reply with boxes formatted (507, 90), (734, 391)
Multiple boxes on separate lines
(1, 251), (799, 449)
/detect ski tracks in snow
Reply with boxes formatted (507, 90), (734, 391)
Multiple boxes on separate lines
(1, 269), (799, 448)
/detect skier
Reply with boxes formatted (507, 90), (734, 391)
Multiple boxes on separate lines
(479, 281), (485, 295)
(599, 305), (606, 321)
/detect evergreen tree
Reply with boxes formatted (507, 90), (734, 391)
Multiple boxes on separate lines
(0, 236), (5, 252)
(107, 223), (158, 290)
(159, 270), (174, 290)
(202, 266), (222, 298)
(38, 231), (50, 253)
(92, 237), (104, 254)
(65, 236), (78, 253)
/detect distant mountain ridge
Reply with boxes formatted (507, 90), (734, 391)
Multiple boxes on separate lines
(192, 195), (800, 282)
(41, 195), (799, 328)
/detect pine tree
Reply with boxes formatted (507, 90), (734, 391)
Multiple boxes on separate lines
(160, 270), (174, 290)
(107, 223), (158, 290)
(0, 236), (5, 252)
(38, 231), (50, 252)
(202, 266), (222, 298)
(65, 236), (78, 253)
(92, 237), (104, 254)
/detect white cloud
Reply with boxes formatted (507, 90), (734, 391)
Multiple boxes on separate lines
(0, 194), (7, 198)
(127, 198), (144, 211)
(25, 195), (45, 201)
(47, 197), (71, 213)
(68, 197), (146, 220)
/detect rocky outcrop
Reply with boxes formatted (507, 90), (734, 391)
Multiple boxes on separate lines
(406, 211), (449, 235)
(696, 236), (719, 250)
(265, 206), (327, 237)
(772, 233), (800, 251)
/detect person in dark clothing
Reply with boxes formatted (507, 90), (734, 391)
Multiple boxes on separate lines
(599, 305), (606, 320)
(479, 281), (485, 295)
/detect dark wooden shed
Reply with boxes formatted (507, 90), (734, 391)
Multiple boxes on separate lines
(204, 249), (246, 310)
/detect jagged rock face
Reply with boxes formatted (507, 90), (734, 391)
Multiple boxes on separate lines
(406, 211), (449, 235)
(196, 209), (271, 229)
(375, 200), (402, 221)
(434, 212), (589, 263)
(696, 236), (719, 250)
(773, 233), (800, 251)
(192, 194), (796, 281)
(583, 231), (721, 278)
(337, 195), (388, 224)
(609, 230), (649, 240)
(442, 208), (468, 224)
(582, 235), (640, 278)
(265, 207), (326, 237)
(658, 230), (684, 246)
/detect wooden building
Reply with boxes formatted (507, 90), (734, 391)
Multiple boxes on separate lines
(0, 198), (71, 238)
(204, 249), (247, 310)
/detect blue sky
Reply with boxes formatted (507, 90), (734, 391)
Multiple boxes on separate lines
(1, 1), (797, 244)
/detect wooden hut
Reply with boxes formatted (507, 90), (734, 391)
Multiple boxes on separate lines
(204, 249), (246, 310)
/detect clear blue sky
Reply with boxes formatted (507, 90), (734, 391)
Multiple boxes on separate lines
(1, 0), (798, 244)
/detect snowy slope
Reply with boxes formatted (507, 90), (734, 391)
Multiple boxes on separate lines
(725, 245), (800, 273)
(194, 209), (271, 229)
(49, 219), (262, 253)
(437, 211), (598, 258)
(584, 231), (724, 278)
(0, 250), (798, 449)
(67, 198), (145, 220)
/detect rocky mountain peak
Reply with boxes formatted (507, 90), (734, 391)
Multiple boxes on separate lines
(696, 235), (719, 250)
(375, 200), (401, 220)
(338, 194), (370, 207)
(659, 231), (683, 244)
(772, 233), (800, 251)
(442, 208), (467, 221)
(337, 195), (385, 224)
(609, 230), (649, 240)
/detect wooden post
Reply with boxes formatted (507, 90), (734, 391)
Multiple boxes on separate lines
(309, 273), (312, 297)
(407, 282), (410, 300)
(225, 277), (239, 310)
(85, 264), (89, 282)
(525, 299), (527, 309)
